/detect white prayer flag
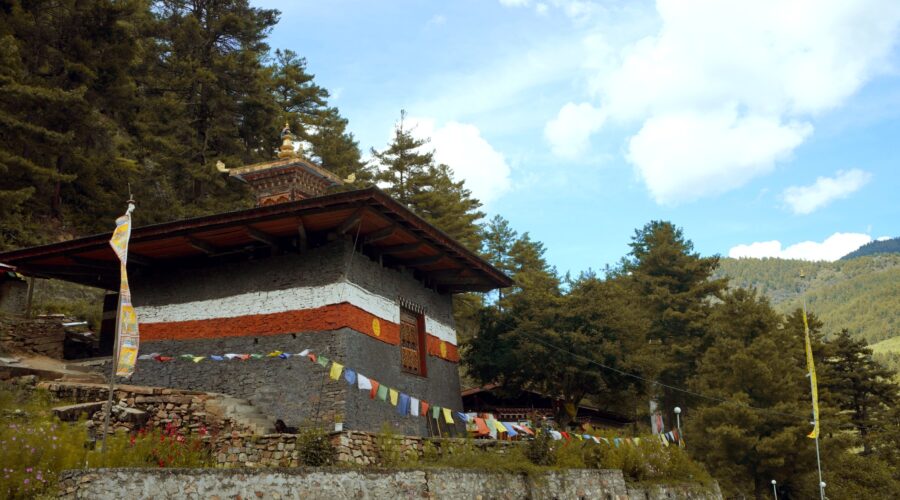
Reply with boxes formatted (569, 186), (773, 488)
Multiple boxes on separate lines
(410, 397), (420, 416)
(357, 374), (372, 391)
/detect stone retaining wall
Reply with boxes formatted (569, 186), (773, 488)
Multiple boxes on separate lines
(0, 316), (67, 358)
(210, 430), (514, 468)
(39, 381), (252, 436)
(57, 467), (723, 499)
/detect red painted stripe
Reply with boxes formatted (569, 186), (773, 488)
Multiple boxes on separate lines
(140, 302), (459, 363)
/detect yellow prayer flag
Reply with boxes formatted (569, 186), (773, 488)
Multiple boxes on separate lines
(803, 309), (820, 439)
(191, 356), (205, 363)
(490, 418), (506, 433)
(442, 407), (454, 424)
(389, 389), (399, 406)
(329, 362), (344, 381)
(109, 202), (140, 378)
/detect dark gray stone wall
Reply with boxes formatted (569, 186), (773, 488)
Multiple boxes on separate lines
(345, 245), (455, 328)
(344, 331), (464, 436)
(131, 332), (347, 429)
(131, 241), (348, 307)
(131, 327), (464, 435)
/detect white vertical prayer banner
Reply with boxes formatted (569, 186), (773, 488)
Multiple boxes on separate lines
(109, 202), (140, 377)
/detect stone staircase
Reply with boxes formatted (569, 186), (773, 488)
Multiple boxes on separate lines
(205, 394), (276, 435)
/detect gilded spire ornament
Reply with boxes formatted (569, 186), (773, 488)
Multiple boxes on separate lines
(278, 122), (297, 159)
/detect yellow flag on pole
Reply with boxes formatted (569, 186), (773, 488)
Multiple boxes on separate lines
(803, 309), (819, 439)
(110, 203), (140, 377)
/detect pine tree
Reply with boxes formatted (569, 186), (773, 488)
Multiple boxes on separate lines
(823, 329), (898, 453)
(0, 0), (149, 245)
(371, 111), (432, 206)
(138, 0), (281, 216)
(623, 221), (727, 408)
(482, 215), (518, 310)
(687, 290), (818, 497)
(304, 107), (372, 184)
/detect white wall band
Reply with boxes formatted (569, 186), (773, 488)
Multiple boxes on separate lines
(134, 280), (457, 345)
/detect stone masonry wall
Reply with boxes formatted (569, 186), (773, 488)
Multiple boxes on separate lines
(40, 381), (253, 436)
(57, 468), (723, 500)
(0, 315), (67, 358)
(130, 330), (347, 430)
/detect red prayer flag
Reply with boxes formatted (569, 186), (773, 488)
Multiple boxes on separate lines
(561, 432), (571, 441)
(370, 380), (380, 400)
(474, 417), (490, 436)
(308, 353), (317, 363)
(420, 400), (430, 416)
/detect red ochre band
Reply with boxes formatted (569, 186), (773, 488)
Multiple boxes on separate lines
(139, 302), (460, 363)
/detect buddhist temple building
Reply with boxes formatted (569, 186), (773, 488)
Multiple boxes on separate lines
(0, 126), (511, 436)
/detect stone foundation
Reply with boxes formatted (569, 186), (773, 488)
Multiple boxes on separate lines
(57, 467), (723, 499)
(0, 315), (68, 358)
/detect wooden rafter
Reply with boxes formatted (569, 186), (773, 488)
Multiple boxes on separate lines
(186, 236), (217, 255)
(246, 226), (280, 249)
(363, 224), (398, 244)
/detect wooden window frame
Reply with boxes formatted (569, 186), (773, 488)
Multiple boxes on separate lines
(399, 306), (427, 377)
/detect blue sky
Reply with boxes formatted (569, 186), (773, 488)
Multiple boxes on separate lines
(259, 0), (900, 275)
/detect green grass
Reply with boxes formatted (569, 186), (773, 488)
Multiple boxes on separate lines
(374, 426), (712, 486)
(871, 336), (900, 355)
(0, 385), (212, 499)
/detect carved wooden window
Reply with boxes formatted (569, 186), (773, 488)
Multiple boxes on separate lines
(400, 307), (426, 376)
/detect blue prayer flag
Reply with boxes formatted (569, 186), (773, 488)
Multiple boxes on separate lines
(344, 368), (357, 385)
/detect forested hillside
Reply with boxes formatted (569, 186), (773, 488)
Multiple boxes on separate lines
(842, 236), (900, 259)
(715, 254), (900, 343)
(0, 0), (369, 250)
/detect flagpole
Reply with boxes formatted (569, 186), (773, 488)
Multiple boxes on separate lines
(800, 270), (825, 500)
(100, 195), (135, 453)
(100, 288), (122, 452)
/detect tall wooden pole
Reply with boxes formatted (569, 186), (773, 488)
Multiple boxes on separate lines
(800, 270), (825, 500)
(100, 289), (122, 452)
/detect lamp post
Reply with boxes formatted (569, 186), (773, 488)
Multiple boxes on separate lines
(674, 406), (682, 437)
(771, 480), (778, 499)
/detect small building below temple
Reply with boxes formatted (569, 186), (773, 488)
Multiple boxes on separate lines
(0, 128), (511, 437)
(462, 383), (632, 429)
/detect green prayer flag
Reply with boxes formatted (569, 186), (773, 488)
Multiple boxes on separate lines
(251, 353), (264, 359)
(432, 405), (440, 419)
(317, 355), (330, 367)
(377, 385), (388, 401)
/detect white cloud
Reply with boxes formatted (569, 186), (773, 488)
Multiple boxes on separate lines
(406, 118), (513, 206)
(627, 109), (811, 204)
(548, 0), (900, 203)
(497, 0), (599, 20)
(728, 232), (873, 261)
(877, 236), (892, 241)
(782, 169), (872, 214)
(544, 102), (606, 159)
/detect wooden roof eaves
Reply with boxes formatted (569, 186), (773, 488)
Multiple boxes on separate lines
(0, 187), (513, 290)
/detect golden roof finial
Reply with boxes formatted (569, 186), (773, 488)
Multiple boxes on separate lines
(278, 121), (297, 159)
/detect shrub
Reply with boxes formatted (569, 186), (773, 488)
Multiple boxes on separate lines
(296, 428), (334, 466)
(524, 430), (557, 466)
(0, 385), (211, 499)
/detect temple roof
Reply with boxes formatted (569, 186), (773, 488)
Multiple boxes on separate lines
(0, 188), (512, 293)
